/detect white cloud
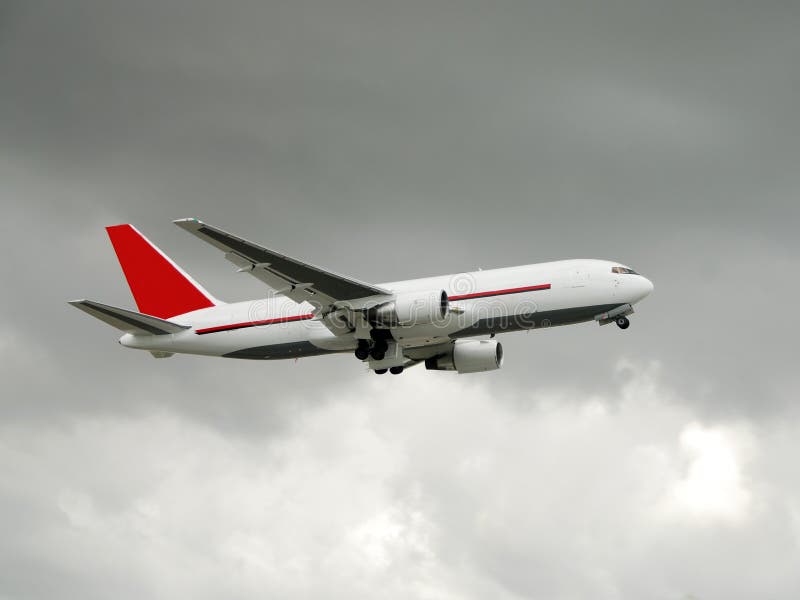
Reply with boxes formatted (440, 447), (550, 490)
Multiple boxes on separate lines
(2, 360), (799, 599)
(670, 423), (752, 520)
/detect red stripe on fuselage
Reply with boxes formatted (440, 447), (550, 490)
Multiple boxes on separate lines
(449, 283), (550, 301)
(195, 284), (550, 334)
(195, 313), (314, 335)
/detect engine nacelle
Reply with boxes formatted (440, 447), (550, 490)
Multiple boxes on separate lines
(372, 290), (449, 326)
(425, 339), (503, 373)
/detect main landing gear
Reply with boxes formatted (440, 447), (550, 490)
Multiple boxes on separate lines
(356, 330), (403, 374)
(354, 340), (370, 361)
(354, 340), (389, 361)
(374, 366), (404, 375)
(355, 331), (393, 361)
(616, 316), (630, 330)
(370, 340), (388, 361)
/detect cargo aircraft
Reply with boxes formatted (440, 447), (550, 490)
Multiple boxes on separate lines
(70, 220), (653, 375)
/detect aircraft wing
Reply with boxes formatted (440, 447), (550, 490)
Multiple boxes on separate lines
(174, 219), (392, 312)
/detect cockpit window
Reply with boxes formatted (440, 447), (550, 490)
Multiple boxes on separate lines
(611, 266), (638, 275)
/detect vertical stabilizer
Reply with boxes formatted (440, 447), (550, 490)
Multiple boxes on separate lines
(106, 224), (218, 318)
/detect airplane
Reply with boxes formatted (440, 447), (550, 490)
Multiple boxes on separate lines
(70, 219), (654, 375)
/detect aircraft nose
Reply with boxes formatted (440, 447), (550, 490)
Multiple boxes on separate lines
(642, 276), (654, 295)
(635, 275), (654, 301)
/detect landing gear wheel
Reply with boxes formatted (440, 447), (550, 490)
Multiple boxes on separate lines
(389, 366), (404, 375)
(370, 340), (388, 361)
(354, 343), (370, 361)
(374, 368), (388, 375)
(616, 316), (630, 329)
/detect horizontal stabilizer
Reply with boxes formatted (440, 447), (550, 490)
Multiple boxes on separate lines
(68, 300), (190, 336)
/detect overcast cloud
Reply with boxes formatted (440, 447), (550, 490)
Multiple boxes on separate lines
(1, 1), (799, 598)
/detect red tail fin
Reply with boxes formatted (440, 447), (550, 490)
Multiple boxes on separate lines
(106, 224), (217, 319)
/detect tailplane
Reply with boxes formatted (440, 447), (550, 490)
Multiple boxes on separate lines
(106, 224), (218, 318)
(68, 299), (190, 336)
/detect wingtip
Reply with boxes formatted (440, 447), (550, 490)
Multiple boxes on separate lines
(173, 218), (204, 227)
(67, 299), (87, 306)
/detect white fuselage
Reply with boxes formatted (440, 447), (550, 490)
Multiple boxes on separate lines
(119, 259), (653, 360)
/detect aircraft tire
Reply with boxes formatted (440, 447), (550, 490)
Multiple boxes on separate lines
(370, 341), (387, 361)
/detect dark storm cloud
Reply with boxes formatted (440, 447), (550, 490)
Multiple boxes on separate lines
(1, 1), (800, 598)
(2, 0), (797, 419)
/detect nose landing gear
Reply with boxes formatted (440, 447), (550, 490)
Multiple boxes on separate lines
(594, 304), (634, 329)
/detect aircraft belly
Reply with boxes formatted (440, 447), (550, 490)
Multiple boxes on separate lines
(142, 317), (339, 358)
(451, 303), (619, 338)
(223, 341), (339, 360)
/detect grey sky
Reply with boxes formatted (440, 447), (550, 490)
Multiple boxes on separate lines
(1, 1), (799, 598)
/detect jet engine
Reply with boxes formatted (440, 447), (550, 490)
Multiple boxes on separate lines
(424, 339), (503, 373)
(372, 290), (449, 326)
